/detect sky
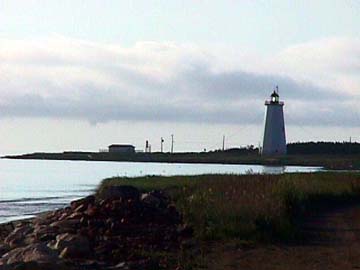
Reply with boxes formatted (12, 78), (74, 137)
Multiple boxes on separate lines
(0, 0), (359, 154)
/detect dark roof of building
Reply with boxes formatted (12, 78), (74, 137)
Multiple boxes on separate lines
(108, 144), (135, 148)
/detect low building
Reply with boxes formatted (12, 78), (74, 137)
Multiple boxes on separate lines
(108, 144), (135, 153)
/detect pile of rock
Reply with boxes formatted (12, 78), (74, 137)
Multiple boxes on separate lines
(0, 186), (192, 269)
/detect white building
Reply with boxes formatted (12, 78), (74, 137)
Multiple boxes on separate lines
(108, 144), (135, 153)
(260, 90), (287, 155)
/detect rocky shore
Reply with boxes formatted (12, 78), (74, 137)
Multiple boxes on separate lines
(0, 186), (193, 269)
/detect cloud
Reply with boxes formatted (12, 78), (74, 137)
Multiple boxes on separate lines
(0, 36), (358, 127)
(267, 37), (360, 96)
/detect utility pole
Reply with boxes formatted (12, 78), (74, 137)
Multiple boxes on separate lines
(171, 134), (174, 153)
(161, 137), (164, 153)
(145, 140), (149, 153)
(222, 135), (225, 151)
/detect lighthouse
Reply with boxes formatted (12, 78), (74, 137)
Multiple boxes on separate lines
(260, 88), (287, 155)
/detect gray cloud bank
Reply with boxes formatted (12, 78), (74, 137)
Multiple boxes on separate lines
(0, 36), (358, 127)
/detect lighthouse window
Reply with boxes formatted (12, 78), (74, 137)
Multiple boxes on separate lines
(271, 95), (279, 103)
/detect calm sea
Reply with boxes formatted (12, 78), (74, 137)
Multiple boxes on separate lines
(0, 159), (321, 223)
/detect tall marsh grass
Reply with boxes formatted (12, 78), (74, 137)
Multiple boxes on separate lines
(98, 172), (360, 241)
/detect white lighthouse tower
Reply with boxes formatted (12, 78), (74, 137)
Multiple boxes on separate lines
(260, 88), (287, 155)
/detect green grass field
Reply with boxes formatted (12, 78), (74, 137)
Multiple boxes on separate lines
(98, 172), (360, 242)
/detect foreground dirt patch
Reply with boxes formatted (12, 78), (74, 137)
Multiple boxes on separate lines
(207, 204), (360, 270)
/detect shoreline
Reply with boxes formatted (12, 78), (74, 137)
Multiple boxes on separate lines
(0, 186), (187, 269)
(1, 155), (323, 168)
(3, 152), (360, 170)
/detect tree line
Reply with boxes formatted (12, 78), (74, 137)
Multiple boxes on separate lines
(220, 141), (360, 155)
(287, 141), (360, 155)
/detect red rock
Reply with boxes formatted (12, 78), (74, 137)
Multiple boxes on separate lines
(141, 193), (162, 208)
(4, 225), (34, 248)
(4, 261), (68, 270)
(58, 212), (68, 221)
(0, 187), (185, 270)
(111, 200), (124, 211)
(49, 220), (77, 234)
(70, 195), (95, 210)
(0, 244), (10, 257)
(74, 203), (88, 213)
(53, 233), (91, 258)
(86, 205), (99, 217)
(0, 243), (58, 265)
(34, 225), (58, 237)
(66, 212), (84, 220)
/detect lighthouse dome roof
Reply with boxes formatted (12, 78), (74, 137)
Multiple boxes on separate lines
(271, 91), (279, 98)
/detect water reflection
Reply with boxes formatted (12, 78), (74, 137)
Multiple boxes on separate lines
(262, 166), (286, 174)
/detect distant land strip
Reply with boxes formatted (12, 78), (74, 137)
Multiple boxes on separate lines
(3, 142), (360, 170)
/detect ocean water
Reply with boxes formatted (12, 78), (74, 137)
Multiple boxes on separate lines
(0, 159), (321, 223)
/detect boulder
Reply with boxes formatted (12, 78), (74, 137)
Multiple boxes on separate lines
(5, 261), (68, 270)
(4, 225), (34, 248)
(70, 195), (95, 210)
(52, 233), (90, 258)
(148, 190), (170, 207)
(0, 243), (58, 265)
(74, 204), (87, 213)
(0, 188), (185, 269)
(141, 193), (162, 208)
(58, 245), (86, 259)
(86, 205), (99, 217)
(66, 212), (85, 220)
(0, 223), (15, 241)
(0, 244), (10, 257)
(107, 261), (127, 269)
(49, 220), (78, 233)
(34, 225), (58, 236)
(33, 212), (57, 226)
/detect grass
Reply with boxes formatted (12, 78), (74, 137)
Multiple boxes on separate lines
(98, 172), (360, 242)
